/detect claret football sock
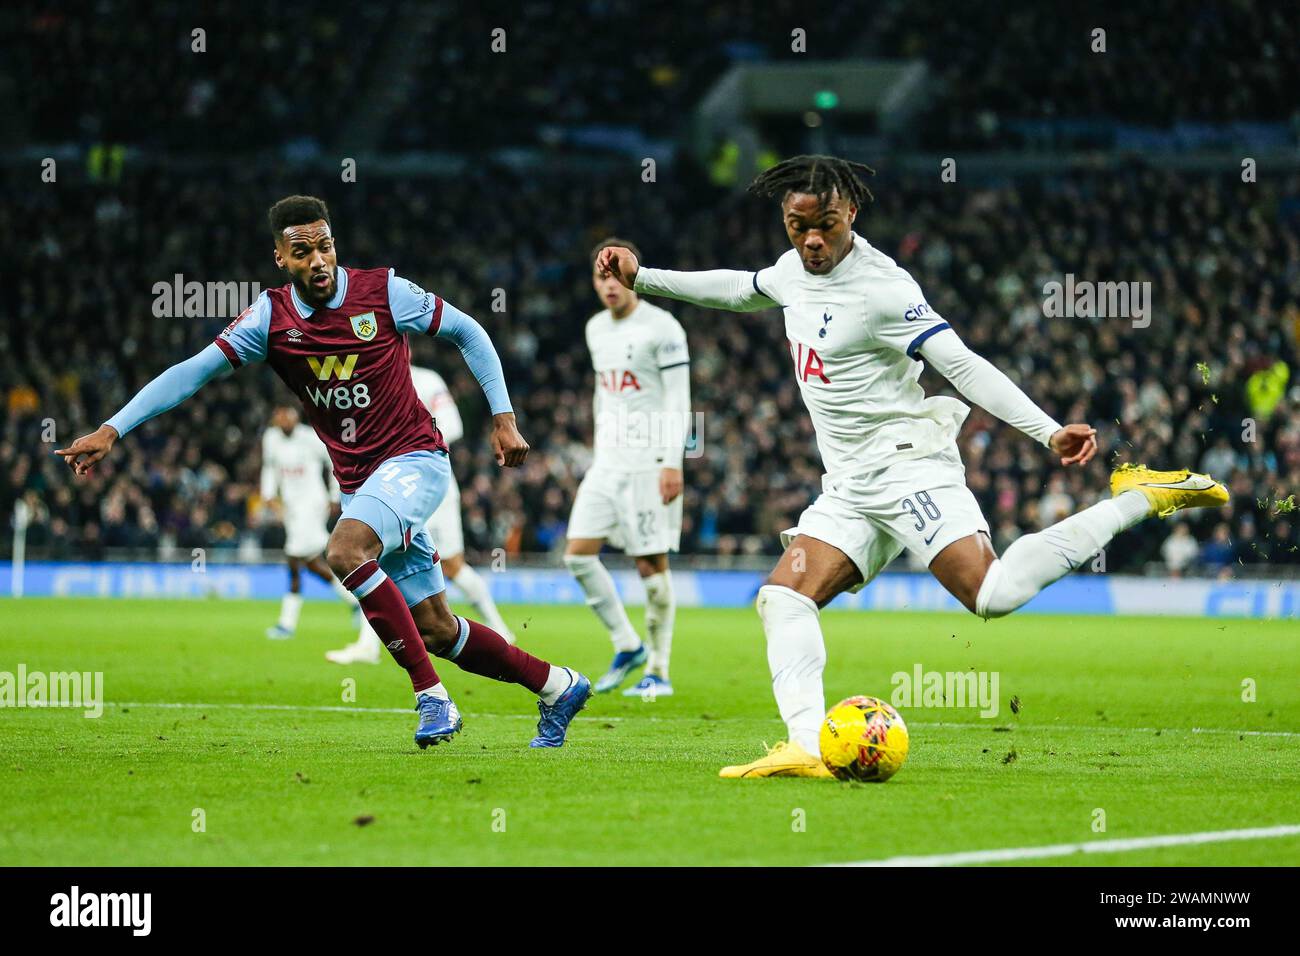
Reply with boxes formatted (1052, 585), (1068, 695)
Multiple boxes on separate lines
(341, 560), (440, 693)
(642, 571), (675, 680)
(277, 592), (304, 633)
(757, 584), (826, 757)
(564, 554), (641, 652)
(976, 493), (1148, 619)
(442, 617), (551, 693)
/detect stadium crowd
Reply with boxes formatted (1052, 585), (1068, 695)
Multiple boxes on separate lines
(3, 161), (1298, 576)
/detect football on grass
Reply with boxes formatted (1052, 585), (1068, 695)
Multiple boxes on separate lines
(820, 696), (910, 782)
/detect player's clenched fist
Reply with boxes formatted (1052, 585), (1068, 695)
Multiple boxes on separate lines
(55, 424), (119, 476)
(595, 245), (639, 291)
(491, 412), (530, 467)
(1049, 423), (1098, 467)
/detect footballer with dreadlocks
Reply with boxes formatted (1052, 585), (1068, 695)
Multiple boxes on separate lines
(597, 155), (1229, 779)
(58, 195), (593, 750)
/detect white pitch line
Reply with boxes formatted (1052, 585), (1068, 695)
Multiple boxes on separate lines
(103, 701), (1300, 738)
(830, 823), (1300, 867)
(913, 720), (1300, 739)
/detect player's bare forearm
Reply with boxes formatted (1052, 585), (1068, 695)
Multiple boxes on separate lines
(54, 423), (119, 476)
(491, 412), (530, 467)
(1048, 424), (1098, 467)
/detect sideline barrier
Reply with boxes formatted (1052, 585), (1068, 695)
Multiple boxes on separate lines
(2, 561), (1298, 618)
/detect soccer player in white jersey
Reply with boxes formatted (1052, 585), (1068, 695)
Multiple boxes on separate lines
(261, 404), (375, 646)
(596, 155), (1229, 777)
(565, 238), (692, 696)
(325, 363), (516, 663)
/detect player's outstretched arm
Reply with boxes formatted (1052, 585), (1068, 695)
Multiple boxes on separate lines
(595, 245), (777, 313)
(388, 272), (528, 467)
(55, 343), (233, 476)
(433, 306), (529, 468)
(918, 327), (1097, 467)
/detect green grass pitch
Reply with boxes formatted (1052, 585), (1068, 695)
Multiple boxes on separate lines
(1, 597), (1297, 866)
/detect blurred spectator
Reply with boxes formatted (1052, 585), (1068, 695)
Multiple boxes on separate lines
(1160, 523), (1200, 577)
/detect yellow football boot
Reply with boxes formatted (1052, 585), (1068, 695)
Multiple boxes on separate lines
(719, 741), (834, 779)
(1110, 463), (1229, 518)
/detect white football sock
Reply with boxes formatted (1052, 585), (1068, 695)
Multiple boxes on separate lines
(452, 564), (513, 642)
(563, 554), (641, 652)
(331, 577), (359, 607)
(757, 585), (826, 757)
(278, 592), (303, 632)
(356, 618), (382, 654)
(539, 666), (575, 705)
(416, 682), (450, 702)
(976, 491), (1150, 619)
(641, 570), (675, 679)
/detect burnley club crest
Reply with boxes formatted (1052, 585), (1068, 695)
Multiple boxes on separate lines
(349, 312), (378, 341)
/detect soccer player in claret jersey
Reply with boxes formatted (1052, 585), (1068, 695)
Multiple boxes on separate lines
(56, 195), (591, 749)
(596, 156), (1230, 778)
(325, 361), (517, 664)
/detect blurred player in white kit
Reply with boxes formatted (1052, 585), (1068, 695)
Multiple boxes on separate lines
(260, 405), (375, 647)
(325, 363), (516, 664)
(565, 238), (692, 697)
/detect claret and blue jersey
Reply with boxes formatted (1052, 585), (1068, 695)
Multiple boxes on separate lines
(215, 266), (501, 493)
(102, 264), (514, 605)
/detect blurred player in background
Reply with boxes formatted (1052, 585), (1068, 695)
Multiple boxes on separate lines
(325, 364), (515, 663)
(58, 195), (591, 749)
(260, 404), (376, 648)
(565, 238), (691, 697)
(597, 155), (1230, 776)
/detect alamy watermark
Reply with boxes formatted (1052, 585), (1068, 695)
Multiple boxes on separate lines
(1043, 274), (1151, 329)
(891, 664), (1000, 718)
(593, 408), (706, 459)
(1, 665), (104, 718)
(152, 273), (261, 318)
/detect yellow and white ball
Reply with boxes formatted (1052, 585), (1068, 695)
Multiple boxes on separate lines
(819, 696), (909, 782)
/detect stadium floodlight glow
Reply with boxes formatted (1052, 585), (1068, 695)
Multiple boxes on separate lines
(813, 89), (839, 110)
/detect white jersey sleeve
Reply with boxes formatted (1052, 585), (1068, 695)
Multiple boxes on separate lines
(410, 365), (464, 444)
(863, 274), (951, 358)
(260, 428), (279, 500)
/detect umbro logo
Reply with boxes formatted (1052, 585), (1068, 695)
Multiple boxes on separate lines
(386, 640), (404, 651)
(285, 328), (303, 340)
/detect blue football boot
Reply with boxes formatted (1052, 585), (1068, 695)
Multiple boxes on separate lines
(593, 645), (647, 693)
(414, 693), (463, 748)
(265, 624), (294, 640)
(530, 670), (592, 748)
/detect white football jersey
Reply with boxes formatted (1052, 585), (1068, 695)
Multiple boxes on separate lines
(260, 424), (336, 510)
(410, 365), (464, 444)
(754, 233), (969, 479)
(585, 300), (690, 472)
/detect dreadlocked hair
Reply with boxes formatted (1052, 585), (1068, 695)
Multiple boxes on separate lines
(747, 155), (875, 208)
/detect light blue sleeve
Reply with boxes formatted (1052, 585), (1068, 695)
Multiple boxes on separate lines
(388, 271), (513, 415)
(436, 308), (513, 416)
(104, 343), (233, 437)
(387, 270), (443, 335)
(214, 293), (271, 367)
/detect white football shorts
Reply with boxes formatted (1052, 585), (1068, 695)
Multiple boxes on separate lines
(283, 502), (330, 559)
(781, 445), (989, 591)
(568, 466), (682, 556)
(423, 468), (466, 559)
